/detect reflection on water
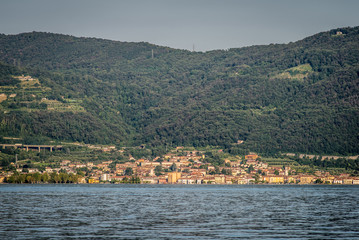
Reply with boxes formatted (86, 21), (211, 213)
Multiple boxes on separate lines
(0, 184), (358, 239)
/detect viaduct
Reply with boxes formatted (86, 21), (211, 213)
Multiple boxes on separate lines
(0, 144), (63, 152)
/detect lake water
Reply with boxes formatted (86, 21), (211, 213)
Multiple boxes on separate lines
(0, 184), (359, 239)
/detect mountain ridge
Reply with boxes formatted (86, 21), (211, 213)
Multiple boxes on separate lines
(0, 26), (358, 155)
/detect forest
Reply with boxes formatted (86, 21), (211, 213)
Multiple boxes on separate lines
(0, 26), (358, 155)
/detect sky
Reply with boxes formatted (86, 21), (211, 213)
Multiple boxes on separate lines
(1, 0), (359, 52)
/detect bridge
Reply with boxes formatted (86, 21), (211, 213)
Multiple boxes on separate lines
(0, 144), (63, 152)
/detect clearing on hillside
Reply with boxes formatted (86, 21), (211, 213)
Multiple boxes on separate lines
(272, 64), (313, 80)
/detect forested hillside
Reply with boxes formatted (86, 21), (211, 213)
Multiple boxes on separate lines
(0, 27), (358, 155)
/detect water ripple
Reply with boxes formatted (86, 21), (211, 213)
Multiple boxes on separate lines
(0, 184), (358, 239)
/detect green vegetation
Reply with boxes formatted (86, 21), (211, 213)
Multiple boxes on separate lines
(273, 63), (313, 80)
(0, 146), (126, 171)
(203, 151), (225, 166)
(5, 171), (81, 184)
(124, 167), (133, 176)
(261, 157), (299, 167)
(119, 176), (140, 184)
(0, 26), (358, 155)
(291, 155), (359, 175)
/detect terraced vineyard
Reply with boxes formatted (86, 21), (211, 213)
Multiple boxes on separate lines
(0, 74), (84, 113)
(46, 151), (96, 164)
(261, 157), (300, 167)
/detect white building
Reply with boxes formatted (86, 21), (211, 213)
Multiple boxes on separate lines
(100, 174), (111, 181)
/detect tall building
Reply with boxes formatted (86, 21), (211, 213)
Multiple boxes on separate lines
(168, 172), (182, 184)
(100, 173), (111, 181)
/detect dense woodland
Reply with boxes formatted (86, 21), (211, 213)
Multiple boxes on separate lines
(0, 27), (358, 155)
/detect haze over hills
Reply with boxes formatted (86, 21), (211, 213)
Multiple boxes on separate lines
(0, 27), (358, 155)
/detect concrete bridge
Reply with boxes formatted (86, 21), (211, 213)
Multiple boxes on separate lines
(0, 144), (63, 152)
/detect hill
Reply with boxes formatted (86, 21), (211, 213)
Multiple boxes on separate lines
(0, 27), (358, 155)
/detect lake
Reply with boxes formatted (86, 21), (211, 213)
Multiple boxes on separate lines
(0, 184), (358, 239)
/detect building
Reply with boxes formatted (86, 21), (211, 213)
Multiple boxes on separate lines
(343, 179), (353, 185)
(141, 177), (158, 184)
(263, 175), (284, 184)
(100, 174), (111, 181)
(333, 179), (343, 184)
(88, 178), (100, 184)
(300, 175), (314, 184)
(214, 175), (225, 184)
(168, 172), (182, 184)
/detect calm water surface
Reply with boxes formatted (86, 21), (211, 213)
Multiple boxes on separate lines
(0, 184), (358, 239)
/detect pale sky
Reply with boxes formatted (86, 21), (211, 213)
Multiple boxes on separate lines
(1, 0), (359, 51)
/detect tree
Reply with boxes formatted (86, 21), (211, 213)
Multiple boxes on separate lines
(59, 172), (69, 183)
(221, 168), (232, 175)
(170, 163), (177, 172)
(155, 158), (164, 163)
(41, 172), (49, 182)
(33, 172), (41, 183)
(26, 175), (35, 183)
(155, 165), (163, 176)
(108, 161), (117, 170)
(315, 178), (323, 184)
(254, 173), (260, 183)
(77, 170), (86, 177)
(18, 174), (26, 183)
(69, 173), (79, 183)
(124, 167), (133, 176)
(130, 176), (140, 183)
(247, 164), (254, 173)
(50, 172), (60, 183)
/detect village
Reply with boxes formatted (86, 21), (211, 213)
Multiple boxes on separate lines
(1, 146), (359, 185)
